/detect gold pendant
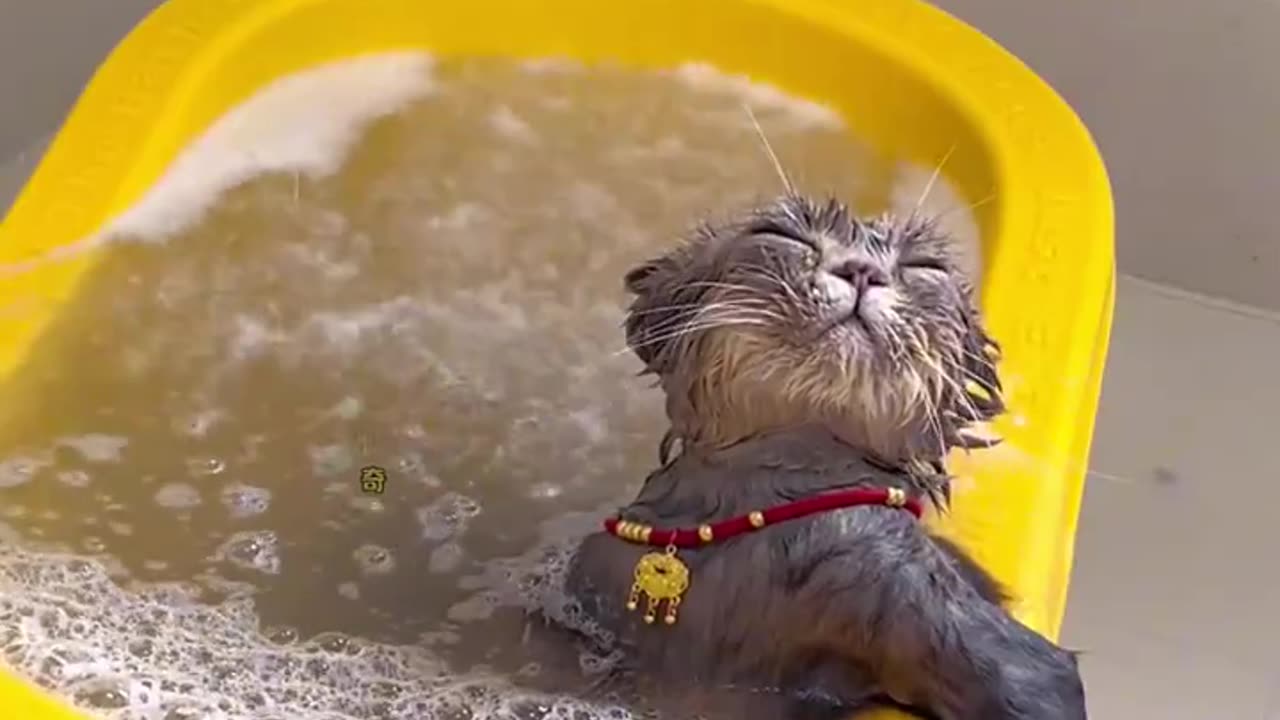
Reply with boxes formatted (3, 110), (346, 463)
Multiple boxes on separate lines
(626, 545), (690, 626)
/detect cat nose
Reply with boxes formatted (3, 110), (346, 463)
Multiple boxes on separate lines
(829, 260), (889, 290)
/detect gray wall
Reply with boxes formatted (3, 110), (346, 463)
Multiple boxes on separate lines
(929, 0), (1280, 311)
(2, 0), (1277, 309)
(0, 0), (164, 157)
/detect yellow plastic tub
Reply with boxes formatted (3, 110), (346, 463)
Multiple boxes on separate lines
(0, 0), (1113, 717)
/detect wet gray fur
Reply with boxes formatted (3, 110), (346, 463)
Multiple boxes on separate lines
(554, 195), (1086, 719)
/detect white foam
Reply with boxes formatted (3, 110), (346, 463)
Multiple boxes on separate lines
(0, 455), (49, 488)
(213, 530), (281, 575)
(185, 457), (227, 477)
(428, 543), (465, 574)
(352, 544), (396, 576)
(153, 483), (202, 510)
(326, 396), (363, 421)
(337, 581), (361, 601)
(107, 522), (134, 537)
(518, 57), (582, 74)
(0, 548), (627, 720)
(671, 63), (844, 129)
(228, 315), (289, 361)
(416, 493), (482, 543)
(307, 443), (354, 477)
(174, 409), (227, 439)
(455, 509), (617, 651)
(489, 105), (539, 144)
(58, 435), (130, 463)
(219, 484), (272, 519)
(527, 482), (564, 501)
(1, 52), (435, 275)
(56, 470), (93, 488)
(110, 53), (436, 242)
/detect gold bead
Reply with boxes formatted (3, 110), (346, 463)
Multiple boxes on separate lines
(886, 488), (907, 507)
(697, 524), (714, 543)
(640, 526), (652, 543)
(748, 511), (766, 529)
(644, 613), (656, 624)
(615, 521), (629, 539)
(664, 613), (677, 625)
(626, 601), (637, 611)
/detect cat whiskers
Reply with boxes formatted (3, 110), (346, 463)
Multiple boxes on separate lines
(614, 302), (776, 358)
(912, 343), (996, 451)
(891, 325), (949, 460)
(736, 262), (801, 302)
(907, 143), (998, 238)
(742, 102), (796, 195)
(912, 143), (957, 219)
(918, 342), (982, 421)
(627, 296), (778, 323)
(912, 364), (949, 462)
(616, 316), (771, 358)
(626, 301), (740, 319)
(939, 193), (996, 220)
(637, 298), (785, 337)
(634, 301), (773, 340)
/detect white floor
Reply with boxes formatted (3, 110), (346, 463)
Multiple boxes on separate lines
(1063, 276), (1280, 718)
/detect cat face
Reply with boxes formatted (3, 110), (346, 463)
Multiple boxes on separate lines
(623, 195), (1002, 462)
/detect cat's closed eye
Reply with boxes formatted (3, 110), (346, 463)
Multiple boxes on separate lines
(899, 258), (949, 275)
(754, 233), (817, 257)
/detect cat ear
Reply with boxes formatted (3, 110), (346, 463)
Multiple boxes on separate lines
(624, 272), (675, 371)
(622, 252), (704, 374)
(623, 258), (665, 295)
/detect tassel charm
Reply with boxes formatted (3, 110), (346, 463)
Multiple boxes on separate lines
(627, 544), (689, 626)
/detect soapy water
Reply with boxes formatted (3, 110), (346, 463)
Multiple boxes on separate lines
(0, 53), (982, 719)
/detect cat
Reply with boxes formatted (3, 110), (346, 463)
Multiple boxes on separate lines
(555, 195), (1086, 720)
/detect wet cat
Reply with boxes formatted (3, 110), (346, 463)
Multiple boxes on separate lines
(555, 195), (1086, 720)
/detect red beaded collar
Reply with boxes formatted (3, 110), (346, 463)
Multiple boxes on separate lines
(604, 486), (923, 549)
